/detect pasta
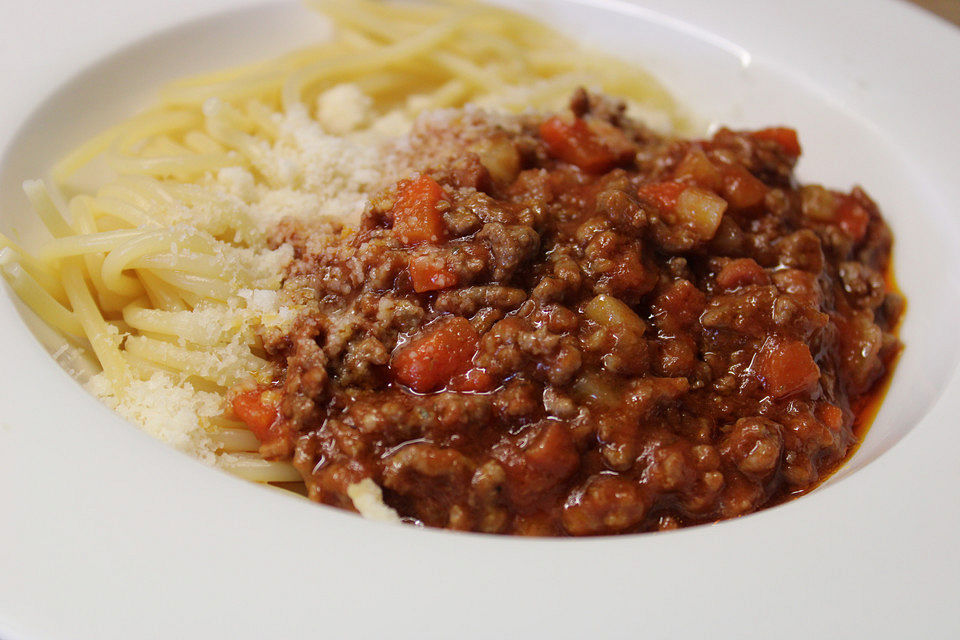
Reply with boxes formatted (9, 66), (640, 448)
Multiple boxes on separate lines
(0, 0), (678, 483)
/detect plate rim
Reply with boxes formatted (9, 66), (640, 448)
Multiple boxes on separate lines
(2, 1), (960, 639)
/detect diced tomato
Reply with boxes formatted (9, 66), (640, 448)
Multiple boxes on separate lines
(720, 163), (767, 209)
(495, 421), (580, 508)
(231, 389), (279, 443)
(751, 127), (802, 157)
(716, 258), (768, 290)
(392, 175), (449, 246)
(391, 317), (480, 393)
(522, 422), (579, 477)
(607, 248), (653, 295)
(409, 253), (458, 293)
(653, 279), (706, 330)
(817, 403), (845, 433)
(836, 197), (870, 241)
(539, 116), (617, 173)
(758, 339), (820, 398)
(637, 181), (686, 211)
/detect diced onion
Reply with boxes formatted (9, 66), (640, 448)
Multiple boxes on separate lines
(674, 187), (727, 240)
(584, 293), (646, 335)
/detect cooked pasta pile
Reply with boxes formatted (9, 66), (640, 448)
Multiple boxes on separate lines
(0, 0), (678, 484)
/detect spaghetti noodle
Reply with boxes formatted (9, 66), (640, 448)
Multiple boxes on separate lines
(0, 0), (679, 484)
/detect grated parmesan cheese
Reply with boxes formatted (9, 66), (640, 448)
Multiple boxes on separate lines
(315, 83), (373, 135)
(244, 103), (391, 230)
(88, 372), (222, 465)
(87, 85), (412, 473)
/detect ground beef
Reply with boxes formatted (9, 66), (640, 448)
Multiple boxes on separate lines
(243, 91), (902, 536)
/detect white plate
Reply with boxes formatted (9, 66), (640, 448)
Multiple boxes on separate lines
(2, 1), (959, 638)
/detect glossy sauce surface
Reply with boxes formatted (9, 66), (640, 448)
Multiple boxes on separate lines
(238, 92), (902, 535)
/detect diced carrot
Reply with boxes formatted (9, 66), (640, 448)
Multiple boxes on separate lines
(720, 163), (767, 209)
(231, 389), (279, 443)
(752, 127), (802, 157)
(409, 253), (458, 293)
(758, 339), (820, 398)
(716, 258), (768, 290)
(391, 317), (480, 393)
(539, 116), (617, 174)
(637, 181), (687, 211)
(836, 197), (870, 241)
(449, 367), (495, 392)
(392, 175), (449, 246)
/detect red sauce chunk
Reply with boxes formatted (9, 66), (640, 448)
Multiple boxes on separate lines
(751, 126), (802, 157)
(637, 180), (686, 211)
(836, 197), (871, 241)
(232, 389), (280, 443)
(408, 253), (458, 293)
(716, 258), (767, 290)
(758, 339), (821, 398)
(255, 90), (902, 536)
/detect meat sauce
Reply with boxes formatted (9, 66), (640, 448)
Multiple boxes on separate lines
(236, 90), (902, 535)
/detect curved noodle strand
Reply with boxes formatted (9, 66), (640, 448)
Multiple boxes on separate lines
(1, 0), (680, 490)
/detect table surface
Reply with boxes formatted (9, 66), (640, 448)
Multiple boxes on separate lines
(907, 0), (960, 25)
